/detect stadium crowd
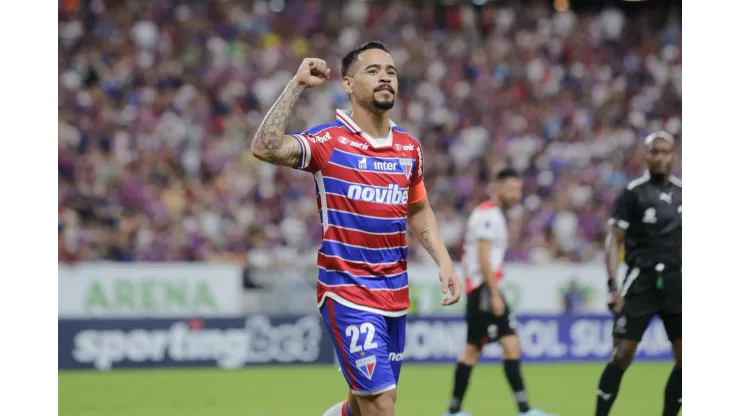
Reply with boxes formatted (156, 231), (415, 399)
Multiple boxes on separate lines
(58, 0), (682, 271)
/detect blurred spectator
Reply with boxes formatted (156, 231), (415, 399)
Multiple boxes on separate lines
(58, 0), (681, 265)
(562, 279), (586, 315)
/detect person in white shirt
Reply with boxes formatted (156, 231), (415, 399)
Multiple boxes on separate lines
(444, 168), (557, 416)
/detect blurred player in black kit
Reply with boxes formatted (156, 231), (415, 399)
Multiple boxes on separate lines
(595, 131), (682, 416)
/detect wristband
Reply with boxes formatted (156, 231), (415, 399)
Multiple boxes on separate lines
(607, 278), (617, 292)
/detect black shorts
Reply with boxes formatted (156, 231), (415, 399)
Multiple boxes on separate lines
(465, 284), (517, 347)
(613, 265), (681, 342)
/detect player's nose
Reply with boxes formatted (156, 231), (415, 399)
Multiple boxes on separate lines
(379, 71), (393, 82)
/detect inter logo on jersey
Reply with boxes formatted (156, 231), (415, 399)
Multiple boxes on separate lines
(355, 355), (377, 379)
(373, 160), (398, 171)
(399, 158), (413, 179)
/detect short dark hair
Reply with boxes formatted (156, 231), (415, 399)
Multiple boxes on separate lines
(341, 41), (390, 77)
(495, 167), (520, 181)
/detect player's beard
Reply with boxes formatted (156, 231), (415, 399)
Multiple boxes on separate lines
(648, 162), (671, 178)
(372, 97), (394, 111)
(501, 200), (516, 211)
(649, 171), (668, 182)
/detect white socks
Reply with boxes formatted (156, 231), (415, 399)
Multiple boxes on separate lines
(321, 401), (347, 416)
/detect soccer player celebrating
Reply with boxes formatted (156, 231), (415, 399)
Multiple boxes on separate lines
(251, 41), (463, 416)
(595, 131), (682, 416)
(443, 168), (557, 416)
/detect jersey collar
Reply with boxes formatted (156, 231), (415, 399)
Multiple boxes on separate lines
(335, 109), (397, 134)
(335, 109), (396, 148)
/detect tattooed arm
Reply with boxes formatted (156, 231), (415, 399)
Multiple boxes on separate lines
(408, 195), (462, 305)
(408, 196), (452, 267)
(251, 58), (331, 167)
(250, 79), (305, 167)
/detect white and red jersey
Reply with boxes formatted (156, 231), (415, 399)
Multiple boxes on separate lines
(461, 201), (508, 294)
(292, 109), (426, 317)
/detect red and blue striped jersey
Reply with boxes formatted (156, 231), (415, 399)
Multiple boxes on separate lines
(291, 109), (426, 316)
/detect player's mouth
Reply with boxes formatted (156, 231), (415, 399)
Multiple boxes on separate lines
(375, 85), (395, 94)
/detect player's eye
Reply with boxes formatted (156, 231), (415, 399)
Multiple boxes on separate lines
(368, 69), (378, 75)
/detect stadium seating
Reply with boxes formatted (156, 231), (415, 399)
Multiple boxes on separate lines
(58, 0), (681, 266)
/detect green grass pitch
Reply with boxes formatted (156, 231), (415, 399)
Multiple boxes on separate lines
(59, 362), (678, 416)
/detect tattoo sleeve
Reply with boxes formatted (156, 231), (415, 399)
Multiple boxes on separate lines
(251, 79), (306, 167)
(419, 226), (435, 255)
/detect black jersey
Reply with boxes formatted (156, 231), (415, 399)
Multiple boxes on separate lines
(609, 172), (682, 269)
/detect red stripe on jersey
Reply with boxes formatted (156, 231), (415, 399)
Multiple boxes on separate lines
(318, 252), (407, 276)
(341, 401), (349, 416)
(318, 282), (410, 312)
(323, 172), (411, 188)
(464, 266), (504, 295)
(494, 266), (504, 282)
(477, 201), (496, 210)
(324, 193), (407, 219)
(324, 226), (407, 249)
(325, 166), (410, 186)
(335, 111), (360, 133)
(465, 277), (476, 295)
(328, 300), (359, 391)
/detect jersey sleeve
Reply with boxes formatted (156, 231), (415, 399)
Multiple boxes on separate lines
(609, 187), (638, 230)
(471, 211), (506, 274)
(407, 143), (426, 204)
(471, 211), (506, 242)
(291, 128), (335, 173)
(410, 144), (424, 187)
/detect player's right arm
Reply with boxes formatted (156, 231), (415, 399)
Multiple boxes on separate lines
(477, 240), (505, 316)
(251, 58), (331, 167)
(605, 187), (636, 313)
(475, 213), (506, 316)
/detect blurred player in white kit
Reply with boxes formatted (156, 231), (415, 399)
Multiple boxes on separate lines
(443, 168), (557, 416)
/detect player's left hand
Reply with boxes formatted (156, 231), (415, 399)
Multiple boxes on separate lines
(439, 263), (462, 306)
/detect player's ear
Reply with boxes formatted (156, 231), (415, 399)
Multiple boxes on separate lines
(343, 76), (353, 95)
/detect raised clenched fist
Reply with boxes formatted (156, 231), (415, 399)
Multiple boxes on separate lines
(294, 58), (331, 88)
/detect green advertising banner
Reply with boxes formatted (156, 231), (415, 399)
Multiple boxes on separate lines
(59, 263), (243, 318)
(406, 263), (616, 315)
(408, 280), (520, 315)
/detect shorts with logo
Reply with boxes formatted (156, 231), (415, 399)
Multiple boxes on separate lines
(320, 297), (406, 395)
(613, 265), (681, 342)
(465, 283), (517, 347)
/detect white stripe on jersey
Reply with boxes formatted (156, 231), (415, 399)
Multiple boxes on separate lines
(461, 203), (508, 290)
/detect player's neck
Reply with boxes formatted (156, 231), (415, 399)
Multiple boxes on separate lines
(349, 107), (391, 138)
(649, 172), (669, 186)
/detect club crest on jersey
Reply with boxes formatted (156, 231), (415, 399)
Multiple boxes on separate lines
(355, 355), (377, 379)
(399, 158), (414, 179)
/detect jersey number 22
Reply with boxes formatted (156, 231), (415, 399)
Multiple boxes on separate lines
(346, 323), (379, 353)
